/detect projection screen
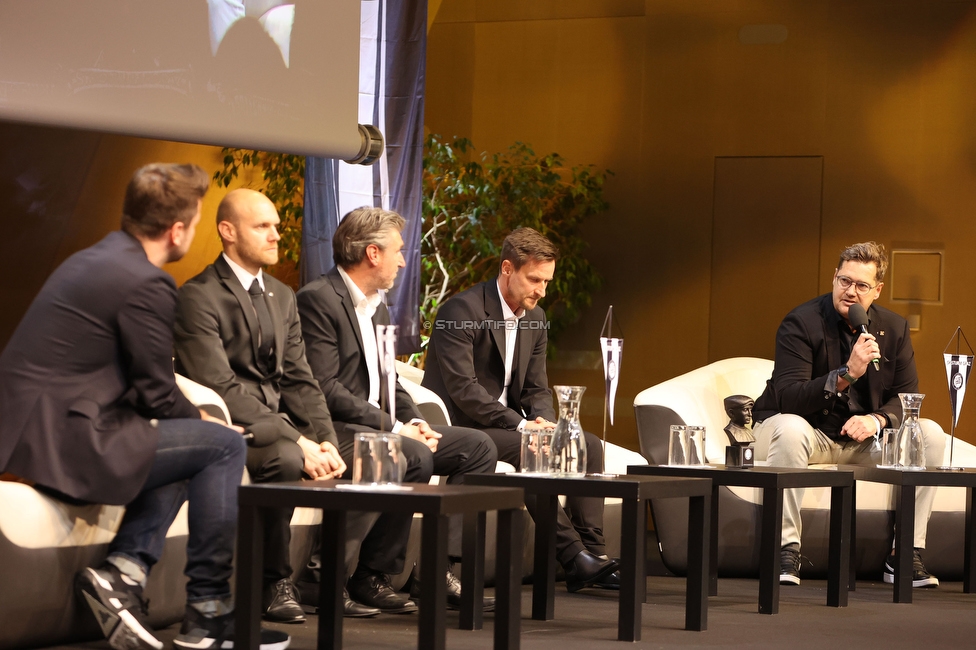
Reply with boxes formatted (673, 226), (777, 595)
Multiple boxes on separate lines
(0, 0), (363, 158)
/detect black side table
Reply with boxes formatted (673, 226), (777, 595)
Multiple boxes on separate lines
(844, 465), (976, 603)
(627, 465), (854, 614)
(466, 472), (711, 640)
(235, 480), (525, 650)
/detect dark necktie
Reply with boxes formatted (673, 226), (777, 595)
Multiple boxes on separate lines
(507, 328), (521, 410)
(248, 278), (275, 370)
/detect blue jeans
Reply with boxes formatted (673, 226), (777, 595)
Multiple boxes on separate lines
(108, 418), (246, 602)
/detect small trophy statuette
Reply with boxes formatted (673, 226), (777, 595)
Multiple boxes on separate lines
(723, 395), (755, 468)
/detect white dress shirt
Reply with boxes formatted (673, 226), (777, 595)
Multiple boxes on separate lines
(223, 252), (265, 292)
(496, 280), (528, 432)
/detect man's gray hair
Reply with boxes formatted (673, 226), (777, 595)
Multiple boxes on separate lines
(333, 206), (406, 267)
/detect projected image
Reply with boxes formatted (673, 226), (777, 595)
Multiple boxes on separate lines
(0, 0), (361, 159)
(208, 0), (296, 68)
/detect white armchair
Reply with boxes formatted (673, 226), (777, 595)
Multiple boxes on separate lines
(634, 357), (976, 579)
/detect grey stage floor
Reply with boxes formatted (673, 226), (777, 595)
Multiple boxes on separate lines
(47, 577), (974, 650)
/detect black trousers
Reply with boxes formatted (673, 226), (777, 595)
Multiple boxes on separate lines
(334, 423), (498, 575)
(481, 427), (607, 565)
(245, 437), (304, 585)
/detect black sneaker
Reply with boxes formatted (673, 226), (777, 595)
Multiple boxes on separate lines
(75, 563), (162, 650)
(780, 543), (801, 585)
(883, 548), (939, 588)
(173, 606), (290, 650)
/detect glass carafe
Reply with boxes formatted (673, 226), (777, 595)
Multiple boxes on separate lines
(549, 385), (587, 476)
(896, 393), (926, 470)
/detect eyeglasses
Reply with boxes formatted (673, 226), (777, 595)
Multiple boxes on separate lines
(835, 275), (877, 295)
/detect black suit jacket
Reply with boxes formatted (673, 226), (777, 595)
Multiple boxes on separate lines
(422, 280), (555, 430)
(296, 268), (421, 431)
(174, 255), (337, 448)
(754, 293), (918, 434)
(0, 231), (199, 504)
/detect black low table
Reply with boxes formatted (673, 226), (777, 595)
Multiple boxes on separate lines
(235, 480), (525, 650)
(627, 465), (854, 614)
(466, 472), (711, 640)
(845, 465), (976, 603)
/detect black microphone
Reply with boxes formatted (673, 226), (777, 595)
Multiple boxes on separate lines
(848, 303), (880, 371)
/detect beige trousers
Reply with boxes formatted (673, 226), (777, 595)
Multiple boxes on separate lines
(753, 413), (946, 549)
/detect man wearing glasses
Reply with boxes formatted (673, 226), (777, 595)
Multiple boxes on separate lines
(753, 242), (946, 588)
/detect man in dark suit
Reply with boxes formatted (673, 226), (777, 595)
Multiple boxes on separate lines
(174, 188), (357, 623)
(753, 241), (946, 587)
(423, 227), (619, 592)
(296, 206), (498, 611)
(0, 165), (288, 650)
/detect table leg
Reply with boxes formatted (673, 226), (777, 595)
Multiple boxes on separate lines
(618, 497), (643, 641)
(894, 483), (915, 603)
(966, 487), (975, 593)
(235, 504), (264, 650)
(495, 507), (523, 650)
(460, 511), (487, 630)
(849, 480), (858, 591)
(532, 493), (558, 621)
(758, 487), (783, 615)
(708, 486), (720, 597)
(686, 494), (709, 631)
(418, 514), (450, 650)
(319, 510), (346, 650)
(827, 485), (851, 607)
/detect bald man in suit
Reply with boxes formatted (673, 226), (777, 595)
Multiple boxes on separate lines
(174, 189), (355, 623)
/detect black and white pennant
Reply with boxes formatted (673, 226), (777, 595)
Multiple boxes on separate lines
(943, 353), (974, 428)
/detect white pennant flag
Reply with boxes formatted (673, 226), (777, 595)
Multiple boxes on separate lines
(376, 324), (399, 426)
(944, 353), (973, 428)
(600, 337), (623, 426)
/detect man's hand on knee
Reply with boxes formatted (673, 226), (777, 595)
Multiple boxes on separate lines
(840, 415), (878, 442)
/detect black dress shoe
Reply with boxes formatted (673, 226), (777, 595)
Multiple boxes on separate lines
(347, 569), (417, 614)
(294, 581), (381, 618)
(263, 578), (305, 624)
(563, 550), (619, 593)
(411, 566), (496, 611)
(594, 570), (621, 590)
(344, 589), (381, 618)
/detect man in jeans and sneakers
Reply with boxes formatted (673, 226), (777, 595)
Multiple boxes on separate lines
(0, 164), (288, 650)
(753, 241), (947, 588)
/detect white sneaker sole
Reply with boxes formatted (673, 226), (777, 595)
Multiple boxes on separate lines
(779, 574), (801, 586)
(173, 627), (291, 650)
(883, 571), (939, 588)
(77, 569), (163, 650)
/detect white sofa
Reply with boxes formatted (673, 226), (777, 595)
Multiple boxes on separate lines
(634, 357), (976, 579)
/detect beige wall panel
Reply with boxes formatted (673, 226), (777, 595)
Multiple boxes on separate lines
(425, 21), (476, 142)
(56, 135), (229, 287)
(709, 156), (823, 363)
(470, 17), (643, 170)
